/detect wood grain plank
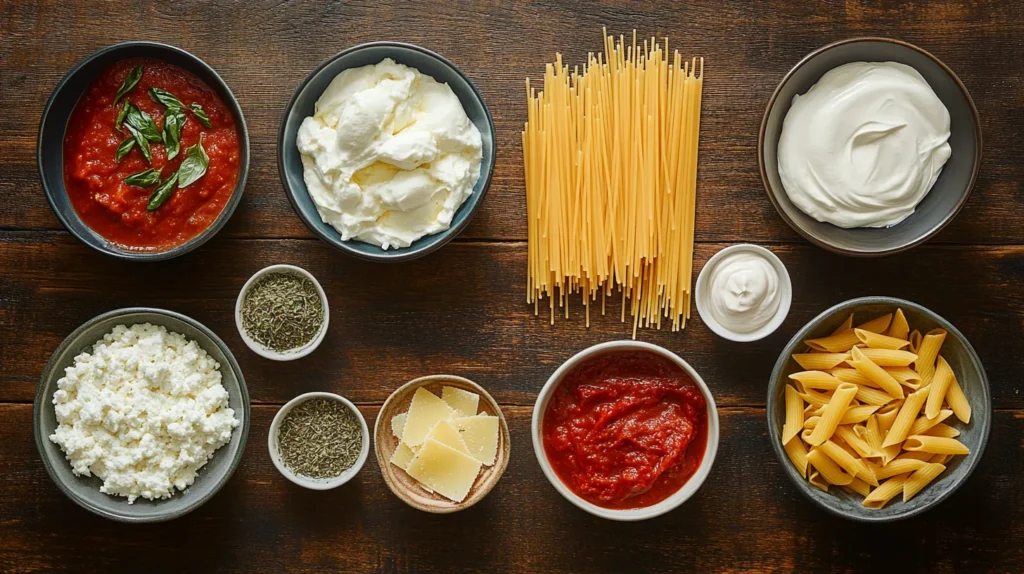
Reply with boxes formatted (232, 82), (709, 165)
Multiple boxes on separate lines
(2, 404), (1021, 573)
(2, 234), (1022, 409)
(1, 1), (1023, 243)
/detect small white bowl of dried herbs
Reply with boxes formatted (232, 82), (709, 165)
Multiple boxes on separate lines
(268, 392), (369, 490)
(235, 264), (329, 361)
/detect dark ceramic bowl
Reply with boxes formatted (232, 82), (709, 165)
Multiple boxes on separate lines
(759, 38), (982, 256)
(38, 42), (249, 261)
(767, 297), (991, 522)
(34, 308), (250, 522)
(278, 42), (495, 262)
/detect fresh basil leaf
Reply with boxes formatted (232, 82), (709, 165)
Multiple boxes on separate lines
(124, 168), (162, 187)
(147, 172), (178, 212)
(163, 111), (186, 160)
(189, 103), (213, 129)
(124, 104), (162, 143)
(113, 65), (143, 107)
(149, 87), (185, 111)
(177, 135), (209, 188)
(124, 123), (152, 163)
(114, 103), (129, 132)
(115, 137), (136, 162)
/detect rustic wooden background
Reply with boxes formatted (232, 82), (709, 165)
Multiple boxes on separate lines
(2, 1), (1022, 572)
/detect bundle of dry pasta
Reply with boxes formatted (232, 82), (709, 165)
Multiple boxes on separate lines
(522, 29), (704, 337)
(780, 309), (973, 509)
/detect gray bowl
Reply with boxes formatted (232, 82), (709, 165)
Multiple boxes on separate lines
(767, 296), (991, 522)
(38, 42), (250, 261)
(278, 42), (495, 262)
(34, 308), (250, 522)
(759, 38), (982, 256)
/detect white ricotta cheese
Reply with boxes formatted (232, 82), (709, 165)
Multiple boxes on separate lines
(49, 323), (239, 504)
(296, 58), (483, 250)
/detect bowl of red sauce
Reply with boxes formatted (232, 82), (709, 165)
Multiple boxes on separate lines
(533, 341), (720, 521)
(38, 42), (249, 260)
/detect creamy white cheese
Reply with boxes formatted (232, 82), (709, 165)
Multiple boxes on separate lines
(778, 61), (951, 228)
(49, 323), (239, 504)
(705, 250), (781, 334)
(297, 58), (483, 249)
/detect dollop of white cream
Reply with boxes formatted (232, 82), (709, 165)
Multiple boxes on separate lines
(706, 251), (781, 334)
(297, 58), (483, 249)
(778, 61), (951, 228)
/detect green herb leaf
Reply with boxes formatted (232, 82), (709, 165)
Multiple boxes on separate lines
(124, 168), (162, 188)
(177, 135), (209, 188)
(113, 65), (143, 107)
(124, 104), (162, 143)
(189, 103), (213, 128)
(115, 137), (136, 162)
(124, 124), (153, 163)
(148, 172), (179, 212)
(114, 103), (129, 132)
(149, 87), (185, 111)
(163, 111), (186, 160)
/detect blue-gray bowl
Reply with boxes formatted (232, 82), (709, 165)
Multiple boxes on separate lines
(34, 308), (250, 522)
(759, 38), (982, 256)
(767, 296), (991, 522)
(38, 42), (250, 261)
(278, 42), (495, 262)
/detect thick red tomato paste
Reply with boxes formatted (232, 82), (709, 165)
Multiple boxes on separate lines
(63, 58), (239, 251)
(543, 350), (708, 509)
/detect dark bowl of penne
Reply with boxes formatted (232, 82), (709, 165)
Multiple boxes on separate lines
(767, 296), (991, 522)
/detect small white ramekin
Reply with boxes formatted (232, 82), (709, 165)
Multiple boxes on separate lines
(695, 243), (792, 343)
(532, 340), (720, 521)
(235, 264), (329, 361)
(268, 392), (369, 490)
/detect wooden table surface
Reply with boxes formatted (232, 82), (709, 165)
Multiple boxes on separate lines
(2, 1), (1023, 572)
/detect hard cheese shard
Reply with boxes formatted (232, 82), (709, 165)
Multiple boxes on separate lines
(453, 415), (499, 466)
(391, 412), (407, 439)
(442, 386), (480, 417)
(390, 441), (417, 470)
(424, 419), (471, 456)
(405, 438), (482, 503)
(401, 388), (454, 447)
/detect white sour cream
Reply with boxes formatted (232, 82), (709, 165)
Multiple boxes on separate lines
(706, 251), (781, 334)
(777, 61), (951, 228)
(297, 58), (483, 250)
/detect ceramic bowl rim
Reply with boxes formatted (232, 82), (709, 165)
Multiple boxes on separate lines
(766, 295), (992, 522)
(33, 307), (251, 522)
(277, 41), (496, 263)
(267, 392), (370, 490)
(531, 340), (720, 521)
(234, 264), (330, 361)
(757, 37), (983, 257)
(37, 41), (250, 262)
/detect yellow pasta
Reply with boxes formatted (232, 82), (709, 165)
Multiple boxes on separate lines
(914, 329), (947, 383)
(840, 405), (880, 425)
(885, 367), (922, 388)
(805, 330), (860, 353)
(805, 383), (858, 446)
(861, 416), (883, 452)
(830, 313), (854, 336)
(855, 385), (898, 407)
(830, 367), (879, 388)
(782, 385), (804, 444)
(849, 347), (905, 399)
(887, 309), (910, 340)
(855, 328), (910, 350)
(925, 355), (954, 420)
(819, 440), (877, 485)
(863, 475), (909, 508)
(908, 409), (953, 436)
(808, 471), (830, 492)
(807, 447), (854, 486)
(856, 348), (918, 367)
(874, 457), (928, 480)
(793, 353), (850, 371)
(945, 367), (972, 424)
(903, 435), (970, 456)
(882, 386), (930, 448)
(903, 463), (946, 502)
(857, 313), (893, 334)
(901, 451), (935, 462)
(789, 371), (841, 391)
(908, 330), (923, 353)
(846, 477), (872, 497)
(923, 423), (961, 438)
(784, 434), (809, 478)
(799, 389), (832, 408)
(834, 425), (877, 459)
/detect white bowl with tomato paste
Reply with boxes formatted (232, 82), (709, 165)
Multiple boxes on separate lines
(532, 341), (719, 521)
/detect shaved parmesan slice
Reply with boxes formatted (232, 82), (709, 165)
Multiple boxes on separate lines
(424, 420), (471, 456)
(391, 412), (407, 439)
(441, 386), (480, 417)
(402, 388), (453, 447)
(390, 441), (417, 470)
(453, 415), (499, 466)
(406, 438), (482, 502)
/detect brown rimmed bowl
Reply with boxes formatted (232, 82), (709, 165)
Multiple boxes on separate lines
(758, 38), (982, 257)
(374, 375), (509, 513)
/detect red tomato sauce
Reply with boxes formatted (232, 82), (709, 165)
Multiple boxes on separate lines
(543, 350), (708, 509)
(63, 58), (240, 251)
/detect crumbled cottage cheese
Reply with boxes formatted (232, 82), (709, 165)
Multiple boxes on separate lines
(49, 323), (239, 503)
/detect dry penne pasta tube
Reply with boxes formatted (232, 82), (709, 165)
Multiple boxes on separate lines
(779, 309), (973, 509)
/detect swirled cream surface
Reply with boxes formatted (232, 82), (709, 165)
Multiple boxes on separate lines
(706, 251), (781, 334)
(777, 61), (951, 228)
(297, 58), (483, 249)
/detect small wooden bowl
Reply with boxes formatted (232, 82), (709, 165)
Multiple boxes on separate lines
(374, 375), (510, 513)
